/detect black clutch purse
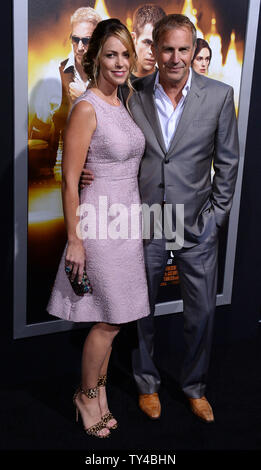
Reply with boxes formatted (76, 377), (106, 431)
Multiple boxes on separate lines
(65, 266), (93, 296)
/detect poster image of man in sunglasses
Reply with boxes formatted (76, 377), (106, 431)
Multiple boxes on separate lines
(53, 8), (101, 147)
(59, 8), (101, 109)
(28, 7), (101, 178)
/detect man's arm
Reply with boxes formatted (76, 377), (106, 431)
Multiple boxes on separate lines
(211, 86), (239, 228)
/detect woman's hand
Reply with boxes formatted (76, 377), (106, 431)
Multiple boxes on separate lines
(65, 239), (85, 284)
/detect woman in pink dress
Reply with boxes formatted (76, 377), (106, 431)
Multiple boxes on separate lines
(47, 19), (150, 438)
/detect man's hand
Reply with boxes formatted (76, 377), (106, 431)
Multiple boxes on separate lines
(79, 167), (94, 189)
(69, 79), (86, 102)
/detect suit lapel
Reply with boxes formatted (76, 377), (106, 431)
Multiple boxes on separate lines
(167, 71), (205, 157)
(138, 72), (167, 155)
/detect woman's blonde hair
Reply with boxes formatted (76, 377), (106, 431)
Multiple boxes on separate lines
(82, 19), (136, 104)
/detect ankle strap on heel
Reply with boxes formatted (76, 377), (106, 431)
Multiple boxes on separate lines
(97, 374), (107, 387)
(78, 385), (99, 399)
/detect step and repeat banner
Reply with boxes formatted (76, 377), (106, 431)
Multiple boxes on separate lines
(14, 0), (260, 337)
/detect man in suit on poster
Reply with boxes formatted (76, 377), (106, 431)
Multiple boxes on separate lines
(131, 4), (166, 79)
(81, 14), (239, 423)
(29, 7), (101, 166)
(51, 7), (101, 155)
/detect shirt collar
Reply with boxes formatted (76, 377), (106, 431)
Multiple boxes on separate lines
(63, 50), (75, 72)
(154, 67), (192, 97)
(64, 50), (89, 85)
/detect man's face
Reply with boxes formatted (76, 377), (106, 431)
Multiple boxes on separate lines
(153, 27), (195, 86)
(132, 23), (156, 76)
(71, 21), (96, 67)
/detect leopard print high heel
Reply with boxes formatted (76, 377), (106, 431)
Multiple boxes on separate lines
(97, 375), (118, 430)
(73, 386), (110, 438)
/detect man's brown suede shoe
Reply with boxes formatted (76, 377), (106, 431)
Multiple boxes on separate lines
(139, 393), (161, 419)
(188, 396), (214, 423)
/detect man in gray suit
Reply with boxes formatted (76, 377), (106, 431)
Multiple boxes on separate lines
(81, 14), (239, 423)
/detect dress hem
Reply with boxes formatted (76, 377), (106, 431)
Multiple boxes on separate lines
(47, 310), (150, 325)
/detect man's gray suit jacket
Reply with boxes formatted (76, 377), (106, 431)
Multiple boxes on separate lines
(121, 70), (239, 248)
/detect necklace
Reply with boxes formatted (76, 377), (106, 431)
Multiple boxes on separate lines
(90, 88), (120, 106)
(104, 97), (120, 106)
(101, 95), (120, 106)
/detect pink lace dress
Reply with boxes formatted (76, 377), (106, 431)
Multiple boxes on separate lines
(47, 90), (150, 324)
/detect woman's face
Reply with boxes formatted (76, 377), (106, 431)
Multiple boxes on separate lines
(98, 35), (131, 87)
(192, 47), (211, 75)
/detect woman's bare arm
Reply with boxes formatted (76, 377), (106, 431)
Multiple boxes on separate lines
(62, 100), (96, 281)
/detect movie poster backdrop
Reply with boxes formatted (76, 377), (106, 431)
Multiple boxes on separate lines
(13, 0), (260, 337)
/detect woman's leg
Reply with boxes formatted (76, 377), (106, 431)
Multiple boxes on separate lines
(98, 346), (118, 428)
(74, 322), (120, 436)
(99, 346), (112, 377)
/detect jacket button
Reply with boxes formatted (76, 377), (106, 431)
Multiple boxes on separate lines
(158, 183), (164, 188)
(165, 159), (169, 164)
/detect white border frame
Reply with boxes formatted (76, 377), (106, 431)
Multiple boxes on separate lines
(13, 0), (261, 338)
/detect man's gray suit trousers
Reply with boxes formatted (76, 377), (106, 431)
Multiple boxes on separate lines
(132, 231), (218, 399)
